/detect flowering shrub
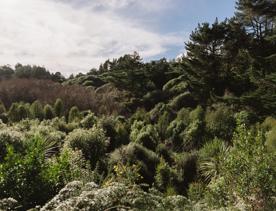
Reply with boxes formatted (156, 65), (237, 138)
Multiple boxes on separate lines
(41, 181), (189, 211)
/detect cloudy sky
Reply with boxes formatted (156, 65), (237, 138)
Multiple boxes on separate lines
(0, 0), (235, 75)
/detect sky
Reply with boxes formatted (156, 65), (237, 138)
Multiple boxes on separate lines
(0, 0), (236, 75)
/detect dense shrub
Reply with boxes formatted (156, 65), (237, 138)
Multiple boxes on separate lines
(157, 111), (174, 140)
(40, 181), (190, 211)
(0, 129), (24, 161)
(0, 101), (6, 114)
(0, 113), (8, 123)
(198, 138), (228, 182)
(0, 136), (55, 209)
(8, 103), (20, 122)
(205, 104), (236, 140)
(98, 116), (129, 152)
(130, 120), (159, 150)
(30, 100), (44, 120)
(207, 123), (275, 210)
(54, 98), (64, 117)
(44, 104), (55, 120)
(80, 112), (97, 129)
(187, 182), (206, 202)
(169, 92), (196, 110)
(0, 135), (92, 210)
(156, 143), (173, 164)
(68, 106), (81, 122)
(266, 127), (276, 151)
(0, 79), (100, 113)
(154, 158), (176, 193)
(163, 75), (189, 95)
(149, 103), (171, 122)
(109, 143), (160, 184)
(66, 127), (108, 168)
(173, 153), (198, 195)
(17, 104), (29, 120)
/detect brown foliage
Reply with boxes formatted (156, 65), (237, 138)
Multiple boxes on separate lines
(0, 78), (124, 115)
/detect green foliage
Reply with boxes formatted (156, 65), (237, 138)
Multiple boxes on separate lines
(0, 101), (6, 114)
(207, 122), (276, 210)
(205, 104), (236, 140)
(54, 98), (64, 117)
(130, 120), (159, 150)
(98, 116), (129, 152)
(0, 136), (54, 209)
(80, 112), (97, 128)
(198, 138), (228, 182)
(174, 153), (198, 194)
(106, 162), (142, 185)
(169, 92), (196, 110)
(154, 158), (175, 193)
(110, 143), (160, 184)
(0, 1), (275, 209)
(0, 113), (8, 124)
(30, 100), (44, 120)
(8, 103), (19, 122)
(187, 182), (206, 202)
(68, 106), (80, 122)
(46, 146), (92, 187)
(0, 129), (24, 162)
(0, 135), (91, 210)
(266, 127), (276, 151)
(44, 104), (55, 120)
(163, 75), (188, 94)
(8, 103), (30, 122)
(66, 127), (108, 168)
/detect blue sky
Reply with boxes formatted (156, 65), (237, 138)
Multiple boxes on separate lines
(0, 0), (236, 75)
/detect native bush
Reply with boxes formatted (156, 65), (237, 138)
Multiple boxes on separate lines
(169, 92), (196, 110)
(266, 126), (276, 151)
(156, 143), (173, 164)
(0, 101), (6, 114)
(0, 113), (8, 123)
(98, 116), (129, 152)
(65, 127), (108, 168)
(198, 138), (228, 182)
(0, 129), (24, 162)
(0, 134), (93, 210)
(157, 111), (174, 140)
(8, 103), (20, 122)
(44, 104), (55, 120)
(154, 158), (176, 193)
(205, 104), (236, 140)
(80, 112), (97, 129)
(207, 122), (276, 210)
(0, 136), (55, 209)
(173, 153), (198, 195)
(187, 182), (206, 202)
(68, 106), (81, 122)
(30, 100), (44, 120)
(54, 98), (64, 117)
(109, 143), (160, 184)
(130, 120), (159, 150)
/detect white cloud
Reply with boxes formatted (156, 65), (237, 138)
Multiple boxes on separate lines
(0, 0), (183, 75)
(90, 0), (173, 12)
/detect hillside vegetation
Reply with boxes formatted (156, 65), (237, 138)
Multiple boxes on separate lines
(0, 0), (275, 210)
